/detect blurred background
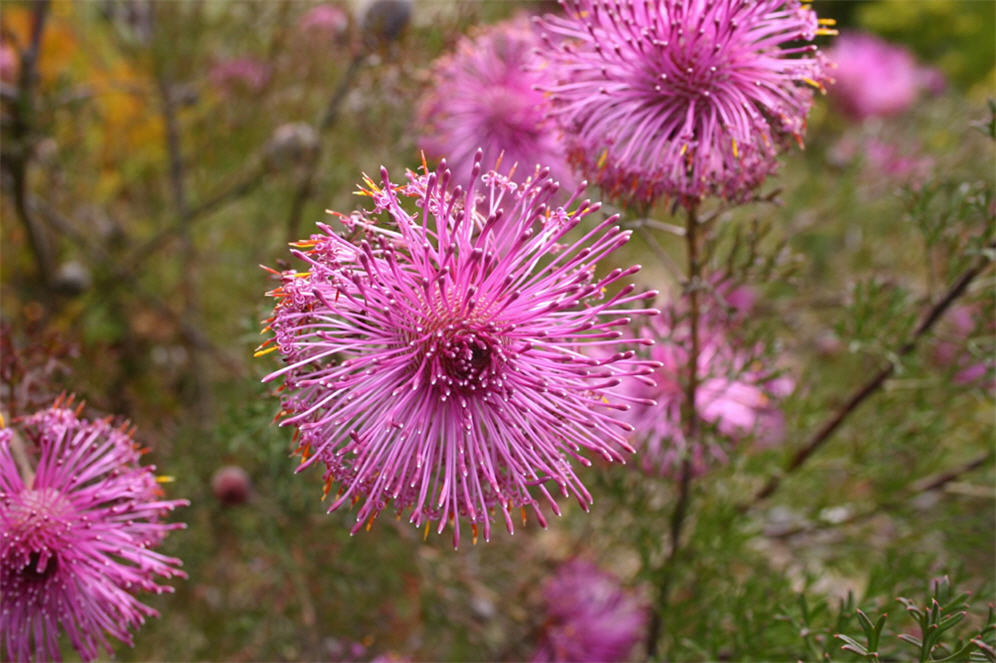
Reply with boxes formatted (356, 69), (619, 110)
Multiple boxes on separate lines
(1, 0), (993, 660)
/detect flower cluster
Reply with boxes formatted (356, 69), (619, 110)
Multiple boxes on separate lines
(532, 559), (647, 662)
(827, 31), (945, 121)
(618, 282), (792, 478)
(209, 56), (271, 95)
(0, 400), (187, 662)
(534, 0), (832, 206)
(417, 15), (574, 190)
(931, 304), (995, 390)
(261, 153), (659, 547)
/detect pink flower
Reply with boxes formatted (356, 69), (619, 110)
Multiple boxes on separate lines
(209, 57), (271, 95)
(932, 304), (994, 389)
(0, 403), (187, 662)
(299, 4), (349, 39)
(0, 42), (17, 84)
(826, 31), (939, 120)
(533, 559), (647, 662)
(261, 153), (659, 547)
(618, 290), (792, 478)
(417, 16), (575, 190)
(829, 133), (934, 184)
(534, 0), (831, 206)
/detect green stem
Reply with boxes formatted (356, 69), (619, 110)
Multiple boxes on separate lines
(646, 203), (701, 659)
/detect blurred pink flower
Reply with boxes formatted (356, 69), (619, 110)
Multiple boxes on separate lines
(299, 4), (349, 39)
(917, 66), (947, 96)
(931, 304), (994, 389)
(0, 402), (187, 662)
(618, 286), (792, 477)
(827, 31), (945, 121)
(209, 56), (271, 95)
(533, 559), (647, 663)
(830, 134), (934, 185)
(0, 42), (17, 83)
(417, 16), (575, 189)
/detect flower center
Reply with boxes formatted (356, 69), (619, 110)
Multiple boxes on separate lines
(428, 325), (505, 397)
(3, 488), (73, 587)
(20, 550), (59, 583)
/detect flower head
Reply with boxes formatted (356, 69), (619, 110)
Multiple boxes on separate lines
(417, 16), (575, 190)
(931, 304), (995, 389)
(0, 401), (187, 662)
(299, 4), (349, 39)
(619, 285), (791, 477)
(209, 56), (271, 95)
(534, 0), (832, 206)
(261, 153), (658, 547)
(826, 31), (939, 121)
(532, 559), (647, 662)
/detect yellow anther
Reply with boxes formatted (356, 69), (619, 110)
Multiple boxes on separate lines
(155, 475), (175, 483)
(732, 138), (739, 159)
(253, 346), (278, 358)
(597, 148), (609, 169)
(803, 78), (825, 92)
(818, 18), (836, 25)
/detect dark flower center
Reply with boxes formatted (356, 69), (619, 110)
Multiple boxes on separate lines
(21, 550), (59, 583)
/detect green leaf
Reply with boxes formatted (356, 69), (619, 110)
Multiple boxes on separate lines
(938, 612), (968, 633)
(836, 633), (869, 656)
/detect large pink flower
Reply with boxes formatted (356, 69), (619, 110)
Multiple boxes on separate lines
(534, 0), (831, 206)
(417, 16), (575, 189)
(261, 153), (659, 547)
(0, 403), (187, 662)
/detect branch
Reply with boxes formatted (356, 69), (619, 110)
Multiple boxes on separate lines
(743, 241), (996, 511)
(28, 197), (246, 376)
(634, 226), (683, 281)
(286, 52), (364, 243)
(4, 0), (53, 287)
(120, 163), (266, 273)
(647, 204), (702, 659)
(766, 451), (993, 539)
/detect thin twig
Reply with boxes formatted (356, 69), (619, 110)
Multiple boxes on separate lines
(743, 240), (996, 511)
(766, 451), (993, 539)
(120, 164), (266, 273)
(154, 61), (214, 418)
(4, 0), (53, 287)
(635, 226), (683, 281)
(628, 217), (686, 236)
(29, 197), (246, 376)
(286, 52), (364, 243)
